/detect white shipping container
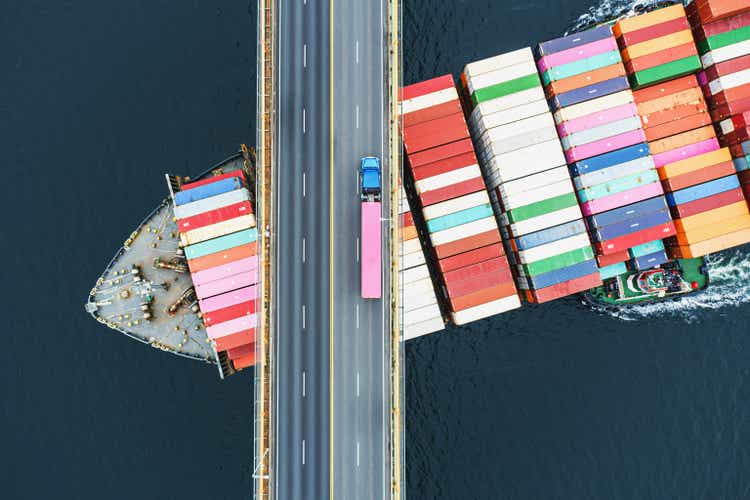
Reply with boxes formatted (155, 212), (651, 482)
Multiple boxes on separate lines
(415, 164), (482, 193)
(701, 39), (750, 67)
(180, 214), (256, 246)
(505, 205), (583, 236)
(451, 295), (521, 325)
(401, 237), (422, 255)
(470, 99), (550, 130)
(518, 232), (591, 264)
(467, 59), (538, 95)
(481, 139), (566, 182)
(499, 166), (571, 198)
(402, 316), (445, 340)
(499, 179), (574, 211)
(173, 188), (251, 220)
(476, 112), (555, 143)
(708, 67), (750, 96)
(479, 126), (560, 156)
(469, 87), (546, 123)
(402, 249), (426, 269)
(400, 87), (458, 115)
(403, 290), (439, 312)
(463, 47), (534, 80)
(401, 263), (431, 284)
(404, 302), (443, 325)
(429, 216), (498, 246)
(574, 156), (656, 190)
(422, 190), (490, 220)
(552, 89), (634, 124)
(561, 116), (643, 149)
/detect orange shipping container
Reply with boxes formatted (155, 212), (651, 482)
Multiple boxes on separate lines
(614, 4), (686, 36)
(657, 147), (731, 179)
(674, 201), (749, 233)
(636, 87), (705, 116)
(640, 101), (706, 129)
(669, 227), (750, 258)
(187, 242), (257, 273)
(662, 160), (735, 191)
(625, 42), (697, 73)
(621, 30), (694, 62)
(675, 214), (750, 245)
(401, 226), (418, 241)
(644, 111), (713, 142)
(633, 74), (698, 104)
(648, 126), (716, 155)
(449, 281), (518, 311)
(546, 64), (626, 96)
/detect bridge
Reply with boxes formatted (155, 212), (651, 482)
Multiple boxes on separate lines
(253, 0), (403, 499)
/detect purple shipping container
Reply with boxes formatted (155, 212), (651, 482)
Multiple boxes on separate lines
(550, 77), (630, 110)
(537, 25), (613, 57)
(632, 250), (669, 271)
(592, 209), (672, 242)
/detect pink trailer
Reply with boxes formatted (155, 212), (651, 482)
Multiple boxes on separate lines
(361, 202), (382, 299)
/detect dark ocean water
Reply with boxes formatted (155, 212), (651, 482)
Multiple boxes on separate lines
(4, 1), (750, 499)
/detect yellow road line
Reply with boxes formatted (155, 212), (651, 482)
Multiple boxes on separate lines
(329, 0), (335, 498)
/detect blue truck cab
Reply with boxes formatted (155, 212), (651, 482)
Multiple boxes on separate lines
(360, 156), (381, 201)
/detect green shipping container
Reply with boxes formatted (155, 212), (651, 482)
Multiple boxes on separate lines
(541, 50), (622, 85)
(629, 56), (702, 89)
(577, 169), (659, 203)
(185, 228), (258, 260)
(505, 192), (578, 224)
(598, 261), (627, 280)
(521, 245), (595, 276)
(697, 25), (750, 55)
(629, 239), (665, 258)
(471, 73), (541, 105)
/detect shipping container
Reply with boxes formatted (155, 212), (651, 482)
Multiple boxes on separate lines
(203, 300), (256, 327)
(527, 271), (602, 303)
(513, 220), (587, 251)
(670, 226), (750, 257)
(574, 155), (655, 190)
(191, 256), (258, 286)
(174, 177), (243, 206)
(437, 243), (505, 274)
(561, 116), (642, 150)
(194, 271), (257, 301)
(402, 316), (446, 340)
(172, 188), (252, 220)
(662, 159), (735, 191)
(558, 103), (638, 137)
(184, 228), (258, 261)
(433, 229), (503, 260)
(214, 330), (255, 352)
(665, 174), (740, 205)
(578, 169), (660, 203)
(581, 181), (665, 216)
(206, 314), (257, 339)
(180, 214), (256, 246)
(449, 282), (518, 312)
(198, 285), (257, 313)
(629, 239), (666, 257)
(181, 170), (246, 191)
(592, 209), (672, 242)
(420, 177), (487, 207)
(506, 205), (583, 236)
(538, 25), (614, 56)
(632, 250), (670, 270)
(670, 186), (746, 218)
(553, 90), (634, 124)
(178, 201), (254, 232)
(597, 249), (631, 267)
(565, 129), (647, 163)
(614, 4), (686, 36)
(674, 200), (749, 232)
(570, 142), (651, 177)
(652, 138), (720, 168)
(423, 191), (490, 220)
(595, 221), (676, 255)
(401, 74), (455, 100)
(537, 37), (618, 73)
(676, 214), (750, 244)
(451, 295), (522, 324)
(187, 242), (257, 274)
(518, 259), (599, 290)
(600, 261), (629, 279)
(550, 77), (630, 110)
(587, 195), (670, 229)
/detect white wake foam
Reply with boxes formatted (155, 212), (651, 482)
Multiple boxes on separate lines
(567, 0), (678, 34)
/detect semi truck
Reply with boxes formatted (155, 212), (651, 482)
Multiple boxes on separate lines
(360, 156), (382, 299)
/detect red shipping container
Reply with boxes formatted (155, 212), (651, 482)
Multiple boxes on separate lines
(445, 268), (514, 298)
(731, 111), (750, 129)
(690, 10), (750, 40)
(644, 111), (713, 142)
(407, 138), (474, 168)
(719, 127), (750, 147)
(595, 222), (677, 255)
(401, 74), (455, 101)
(449, 282), (518, 311)
(214, 329), (255, 352)
(596, 250), (631, 267)
(411, 151), (477, 180)
(178, 201), (254, 232)
(625, 42), (698, 74)
(433, 229), (502, 259)
(670, 187), (746, 218)
(403, 113), (469, 154)
(711, 82), (750, 107)
(181, 170), (246, 191)
(402, 99), (462, 128)
(438, 243), (505, 274)
(529, 272), (603, 304)
(618, 16), (691, 46)
(203, 300), (256, 327)
(400, 211), (415, 228)
(633, 75), (698, 104)
(420, 177), (486, 207)
(690, 0), (750, 24)
(443, 257), (511, 289)
(703, 54), (750, 83)
(710, 96), (750, 121)
(227, 342), (254, 360)
(232, 352), (257, 369)
(662, 160), (736, 191)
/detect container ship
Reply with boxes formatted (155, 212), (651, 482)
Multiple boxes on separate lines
(86, 0), (750, 372)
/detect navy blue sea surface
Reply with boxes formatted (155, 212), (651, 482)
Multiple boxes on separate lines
(4, 0), (750, 499)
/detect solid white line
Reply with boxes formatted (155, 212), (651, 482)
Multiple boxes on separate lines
(356, 237), (360, 262)
(356, 40), (359, 64)
(302, 439), (306, 465)
(302, 107), (306, 134)
(355, 304), (360, 329)
(356, 171), (360, 194)
(357, 371), (360, 397)
(302, 305), (306, 330)
(302, 371), (306, 398)
(302, 171), (306, 197)
(303, 43), (307, 68)
(356, 105), (360, 129)
(356, 441), (360, 467)
(302, 237), (306, 263)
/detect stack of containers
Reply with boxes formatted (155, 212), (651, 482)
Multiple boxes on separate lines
(401, 75), (521, 322)
(172, 171), (257, 370)
(399, 184), (444, 339)
(613, 4), (701, 89)
(537, 26), (676, 277)
(461, 48), (603, 303)
(685, 0), (750, 25)
(632, 74), (750, 258)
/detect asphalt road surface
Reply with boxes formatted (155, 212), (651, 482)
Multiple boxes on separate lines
(273, 0), (389, 499)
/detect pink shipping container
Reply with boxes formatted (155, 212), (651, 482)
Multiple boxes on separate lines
(199, 285), (258, 313)
(206, 314), (257, 339)
(194, 271), (258, 300)
(191, 256), (258, 286)
(651, 138), (720, 167)
(580, 182), (664, 216)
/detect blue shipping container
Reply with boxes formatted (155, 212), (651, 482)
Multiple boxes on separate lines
(632, 250), (669, 271)
(629, 239), (665, 258)
(514, 219), (587, 251)
(550, 77), (630, 110)
(734, 157), (750, 172)
(665, 175), (740, 206)
(521, 259), (599, 290)
(174, 177), (243, 206)
(586, 196), (668, 229)
(574, 156), (656, 190)
(569, 143), (651, 177)
(593, 209), (672, 242)
(537, 25), (613, 57)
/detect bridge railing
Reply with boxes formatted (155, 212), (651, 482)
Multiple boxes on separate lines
(253, 0), (276, 499)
